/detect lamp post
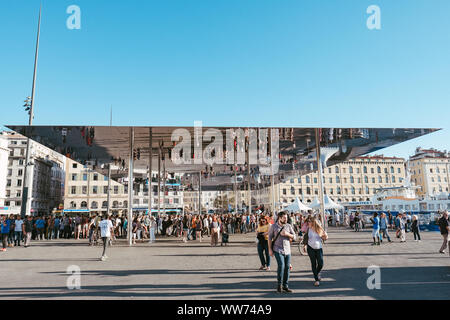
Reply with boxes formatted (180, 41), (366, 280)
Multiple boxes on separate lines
(20, 5), (42, 218)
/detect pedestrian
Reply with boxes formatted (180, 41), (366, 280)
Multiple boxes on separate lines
(411, 215), (421, 242)
(303, 215), (328, 287)
(53, 216), (60, 239)
(210, 216), (219, 246)
(14, 215), (24, 247)
(438, 211), (449, 254)
(268, 211), (295, 293)
(256, 216), (270, 271)
(1, 217), (10, 252)
(23, 216), (34, 248)
(379, 213), (392, 243)
(149, 216), (157, 243)
(370, 213), (381, 246)
(354, 213), (360, 232)
(399, 213), (406, 243)
(7, 215), (15, 247)
(99, 215), (113, 261)
(195, 215), (203, 242)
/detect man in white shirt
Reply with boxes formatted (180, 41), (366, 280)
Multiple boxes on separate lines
(99, 215), (113, 261)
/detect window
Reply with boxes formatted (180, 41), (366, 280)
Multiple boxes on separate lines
(363, 166), (367, 173)
(71, 174), (77, 181)
(103, 186), (108, 194)
(7, 179), (11, 187)
(336, 176), (340, 183)
(81, 201), (87, 208)
(306, 176), (310, 183)
(71, 186), (76, 194)
(16, 191), (21, 197)
(19, 159), (24, 165)
(365, 186), (370, 194)
(102, 201), (108, 208)
(72, 163), (77, 169)
(328, 168), (331, 174)
(92, 186), (98, 194)
(364, 176), (368, 183)
(7, 169), (12, 176)
(82, 186), (87, 194)
(390, 166), (394, 173)
(17, 179), (22, 187)
(398, 168), (401, 174)
(83, 174), (88, 181)
(104, 176), (108, 181)
(351, 187), (355, 195)
(314, 189), (318, 195)
(313, 177), (317, 184)
(114, 186), (119, 194)
(290, 179), (294, 183)
(437, 167), (440, 173)
(299, 188), (302, 195)
(330, 188), (334, 195)
(290, 187), (295, 195)
(349, 166), (353, 173)
(91, 201), (98, 209)
(430, 168), (433, 173)
(356, 168), (360, 174)
(18, 169), (23, 176)
(335, 167), (339, 173)
(306, 187), (311, 195)
(329, 178), (333, 183)
(377, 166), (381, 173)
(371, 168), (374, 174)
(378, 176), (382, 183)
(70, 201), (76, 208)
(337, 187), (341, 194)
(392, 176), (396, 183)
(283, 189), (287, 195)
(93, 174), (98, 181)
(350, 176), (354, 183)
(343, 178), (347, 183)
(357, 178), (361, 183)
(385, 177), (389, 183)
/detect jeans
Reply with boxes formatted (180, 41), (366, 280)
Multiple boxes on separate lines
(102, 237), (110, 257)
(149, 228), (155, 242)
(380, 228), (391, 242)
(1, 234), (7, 249)
(307, 245), (324, 282)
(14, 231), (23, 246)
(8, 230), (14, 245)
(412, 228), (421, 240)
(53, 226), (60, 239)
(257, 241), (270, 268)
(273, 251), (291, 288)
(25, 232), (32, 247)
(439, 233), (448, 253)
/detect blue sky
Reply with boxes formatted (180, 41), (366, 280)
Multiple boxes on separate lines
(1, 0), (449, 158)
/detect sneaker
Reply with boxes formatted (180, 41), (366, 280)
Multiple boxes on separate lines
(439, 251), (445, 254)
(276, 285), (282, 293)
(259, 266), (265, 271)
(282, 287), (293, 293)
(100, 256), (106, 261)
(314, 281), (320, 287)
(266, 267), (270, 271)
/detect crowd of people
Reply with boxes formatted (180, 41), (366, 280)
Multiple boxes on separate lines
(2, 209), (449, 293)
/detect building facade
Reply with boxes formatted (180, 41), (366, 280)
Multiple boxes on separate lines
(408, 148), (450, 198)
(0, 136), (9, 208)
(270, 155), (407, 208)
(2, 132), (66, 215)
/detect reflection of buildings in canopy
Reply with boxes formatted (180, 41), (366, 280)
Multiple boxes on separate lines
(7, 126), (438, 184)
(6, 125), (438, 213)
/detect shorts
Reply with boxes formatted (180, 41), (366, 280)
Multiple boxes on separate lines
(372, 229), (380, 237)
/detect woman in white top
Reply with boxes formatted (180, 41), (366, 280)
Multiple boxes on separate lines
(305, 215), (328, 287)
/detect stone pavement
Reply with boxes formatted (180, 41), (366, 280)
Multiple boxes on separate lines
(0, 228), (448, 300)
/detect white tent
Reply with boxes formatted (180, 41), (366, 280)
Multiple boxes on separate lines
(284, 197), (312, 213)
(311, 195), (344, 210)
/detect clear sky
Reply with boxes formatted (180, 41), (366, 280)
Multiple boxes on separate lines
(1, 0), (449, 159)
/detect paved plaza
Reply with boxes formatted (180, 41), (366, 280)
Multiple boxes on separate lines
(0, 228), (449, 300)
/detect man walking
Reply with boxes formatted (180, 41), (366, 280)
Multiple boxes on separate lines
(379, 213), (392, 243)
(438, 211), (449, 255)
(99, 215), (113, 261)
(14, 216), (24, 247)
(268, 211), (296, 293)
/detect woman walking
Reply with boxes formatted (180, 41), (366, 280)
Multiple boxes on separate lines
(411, 215), (421, 242)
(303, 215), (328, 287)
(256, 216), (271, 271)
(210, 216), (219, 246)
(182, 215), (189, 243)
(195, 215), (203, 242)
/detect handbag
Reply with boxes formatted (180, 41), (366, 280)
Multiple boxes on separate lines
(302, 228), (309, 246)
(271, 226), (285, 251)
